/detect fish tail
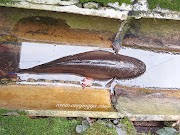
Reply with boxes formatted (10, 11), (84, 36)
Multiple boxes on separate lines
(17, 68), (31, 73)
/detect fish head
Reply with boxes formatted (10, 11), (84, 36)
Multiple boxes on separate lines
(128, 58), (146, 78)
(116, 56), (146, 79)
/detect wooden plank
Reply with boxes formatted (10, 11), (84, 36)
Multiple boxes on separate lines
(114, 85), (180, 120)
(0, 7), (117, 48)
(114, 85), (180, 98)
(0, 85), (179, 120)
(116, 97), (180, 115)
(0, 85), (112, 111)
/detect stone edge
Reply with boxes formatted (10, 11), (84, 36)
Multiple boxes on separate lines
(23, 109), (180, 121)
(0, 0), (180, 20)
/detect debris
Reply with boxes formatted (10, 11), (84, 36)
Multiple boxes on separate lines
(76, 119), (90, 133)
(76, 125), (89, 134)
(113, 119), (119, 125)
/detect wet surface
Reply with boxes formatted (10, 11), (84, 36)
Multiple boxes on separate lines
(17, 42), (180, 89)
(0, 38), (180, 89)
(118, 48), (180, 89)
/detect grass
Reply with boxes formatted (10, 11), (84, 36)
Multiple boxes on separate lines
(0, 109), (80, 135)
(147, 0), (180, 11)
(79, 0), (132, 6)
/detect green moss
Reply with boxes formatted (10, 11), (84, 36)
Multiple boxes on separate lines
(0, 0), (17, 5)
(147, 0), (180, 11)
(79, 0), (131, 6)
(0, 108), (9, 114)
(0, 108), (80, 135)
(119, 117), (137, 135)
(0, 108), (26, 115)
(83, 120), (117, 135)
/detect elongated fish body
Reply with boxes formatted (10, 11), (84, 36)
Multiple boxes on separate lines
(18, 50), (146, 80)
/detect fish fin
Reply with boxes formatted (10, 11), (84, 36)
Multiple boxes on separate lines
(112, 18), (133, 54)
(81, 77), (94, 89)
(105, 78), (116, 88)
(105, 77), (117, 95)
(112, 40), (121, 54)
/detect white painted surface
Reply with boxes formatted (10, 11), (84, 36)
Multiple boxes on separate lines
(18, 42), (180, 89)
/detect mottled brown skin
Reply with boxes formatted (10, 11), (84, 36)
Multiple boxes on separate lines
(19, 50), (146, 80)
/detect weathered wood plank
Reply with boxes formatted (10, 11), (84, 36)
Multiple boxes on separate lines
(0, 85), (112, 111)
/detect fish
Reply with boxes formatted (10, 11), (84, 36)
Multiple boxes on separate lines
(18, 50), (146, 80)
